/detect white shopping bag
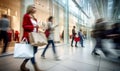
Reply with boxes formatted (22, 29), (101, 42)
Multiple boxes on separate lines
(14, 38), (34, 59)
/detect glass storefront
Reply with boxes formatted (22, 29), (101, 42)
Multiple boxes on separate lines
(0, 0), (93, 53)
(0, 0), (21, 53)
(0, 0), (21, 32)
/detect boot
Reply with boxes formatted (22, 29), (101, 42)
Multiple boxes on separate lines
(20, 61), (29, 71)
(33, 63), (41, 71)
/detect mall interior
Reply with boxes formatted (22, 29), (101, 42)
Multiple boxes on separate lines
(0, 0), (120, 71)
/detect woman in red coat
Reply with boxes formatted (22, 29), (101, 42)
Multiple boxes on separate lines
(20, 5), (41, 71)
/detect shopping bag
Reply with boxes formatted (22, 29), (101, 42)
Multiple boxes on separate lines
(74, 37), (80, 42)
(29, 32), (47, 46)
(14, 38), (34, 59)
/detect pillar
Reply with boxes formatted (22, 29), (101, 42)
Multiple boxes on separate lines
(64, 0), (69, 44)
(53, 3), (60, 42)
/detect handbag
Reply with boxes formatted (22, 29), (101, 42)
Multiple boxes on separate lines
(44, 29), (50, 38)
(29, 32), (47, 46)
(13, 38), (34, 59)
(74, 37), (80, 42)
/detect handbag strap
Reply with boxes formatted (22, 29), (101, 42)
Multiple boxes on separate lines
(21, 37), (28, 44)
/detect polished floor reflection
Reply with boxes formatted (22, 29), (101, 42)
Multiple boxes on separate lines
(0, 40), (120, 71)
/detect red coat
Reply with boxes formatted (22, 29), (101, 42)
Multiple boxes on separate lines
(22, 13), (37, 41)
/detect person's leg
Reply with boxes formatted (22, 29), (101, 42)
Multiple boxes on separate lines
(71, 36), (74, 47)
(41, 40), (50, 57)
(17, 36), (20, 42)
(20, 59), (30, 71)
(92, 38), (101, 55)
(75, 41), (78, 47)
(2, 31), (9, 53)
(81, 40), (84, 47)
(51, 40), (56, 54)
(51, 40), (60, 60)
(31, 46), (41, 71)
(31, 46), (37, 64)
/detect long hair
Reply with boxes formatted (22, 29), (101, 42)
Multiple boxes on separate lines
(26, 4), (36, 19)
(26, 4), (34, 14)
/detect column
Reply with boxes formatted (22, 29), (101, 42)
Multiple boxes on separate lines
(77, 19), (80, 31)
(64, 0), (69, 44)
(49, 0), (53, 16)
(53, 3), (60, 42)
(20, 0), (34, 39)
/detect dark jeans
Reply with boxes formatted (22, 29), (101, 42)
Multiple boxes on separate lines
(24, 46), (38, 64)
(0, 30), (9, 53)
(71, 36), (77, 46)
(41, 40), (56, 56)
(80, 40), (84, 47)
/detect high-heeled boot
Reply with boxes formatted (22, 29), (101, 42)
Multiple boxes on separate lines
(20, 61), (30, 71)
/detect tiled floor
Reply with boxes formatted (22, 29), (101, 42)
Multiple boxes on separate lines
(0, 40), (120, 71)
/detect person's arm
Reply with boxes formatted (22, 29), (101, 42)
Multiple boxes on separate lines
(51, 24), (58, 29)
(49, 22), (58, 30)
(22, 14), (34, 32)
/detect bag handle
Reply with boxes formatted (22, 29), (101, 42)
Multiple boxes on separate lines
(21, 37), (28, 44)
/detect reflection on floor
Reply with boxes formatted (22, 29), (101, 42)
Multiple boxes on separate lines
(0, 40), (120, 71)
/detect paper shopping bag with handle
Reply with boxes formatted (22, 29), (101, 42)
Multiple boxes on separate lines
(14, 38), (34, 59)
(29, 32), (47, 46)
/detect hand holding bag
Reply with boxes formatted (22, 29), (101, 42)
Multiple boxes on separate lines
(13, 38), (34, 59)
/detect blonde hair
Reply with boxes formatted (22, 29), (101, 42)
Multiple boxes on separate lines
(26, 4), (34, 14)
(26, 4), (36, 19)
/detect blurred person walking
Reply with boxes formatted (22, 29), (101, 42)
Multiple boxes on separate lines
(20, 5), (41, 71)
(92, 18), (109, 56)
(71, 26), (77, 47)
(78, 29), (84, 47)
(41, 16), (59, 60)
(0, 14), (10, 54)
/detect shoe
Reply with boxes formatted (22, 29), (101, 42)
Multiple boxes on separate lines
(75, 46), (78, 47)
(71, 45), (73, 47)
(20, 67), (30, 71)
(81, 46), (84, 48)
(92, 52), (100, 56)
(41, 55), (45, 59)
